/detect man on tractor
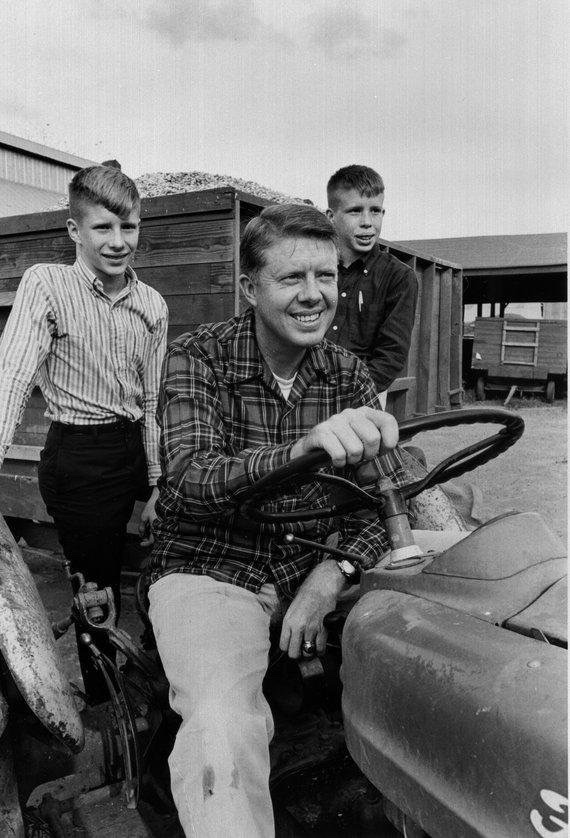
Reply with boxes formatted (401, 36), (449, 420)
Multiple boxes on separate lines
(147, 203), (460, 837)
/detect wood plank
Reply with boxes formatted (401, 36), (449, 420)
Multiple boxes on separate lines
(405, 260), (422, 417)
(437, 268), (452, 408)
(0, 291), (16, 307)
(0, 210), (68, 238)
(135, 262), (233, 296)
(233, 198), (241, 316)
(0, 219), (235, 280)
(140, 207), (234, 229)
(164, 293), (235, 326)
(0, 276), (22, 293)
(0, 473), (51, 521)
(416, 263), (439, 414)
(134, 219), (234, 268)
(5, 445), (41, 462)
(0, 233), (75, 280)
(140, 188), (235, 219)
(387, 376), (415, 393)
(449, 269), (463, 405)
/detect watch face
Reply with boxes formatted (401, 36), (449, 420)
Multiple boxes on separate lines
(338, 560), (356, 577)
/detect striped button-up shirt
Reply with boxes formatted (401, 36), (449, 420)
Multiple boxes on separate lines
(150, 309), (406, 599)
(0, 258), (168, 483)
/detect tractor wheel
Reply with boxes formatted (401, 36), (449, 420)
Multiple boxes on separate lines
(475, 376), (486, 401)
(545, 380), (555, 404)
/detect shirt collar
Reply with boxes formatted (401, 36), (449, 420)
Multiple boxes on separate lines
(224, 308), (336, 384)
(339, 242), (379, 274)
(74, 256), (137, 295)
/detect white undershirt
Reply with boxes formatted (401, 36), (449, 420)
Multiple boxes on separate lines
(272, 371), (296, 400)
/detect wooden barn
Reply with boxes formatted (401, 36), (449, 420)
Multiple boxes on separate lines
(0, 188), (463, 525)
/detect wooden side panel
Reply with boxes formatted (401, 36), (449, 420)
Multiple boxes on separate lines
(536, 320), (567, 373)
(416, 262), (440, 414)
(0, 192), (464, 525)
(473, 317), (567, 376)
(387, 255), (418, 420)
(437, 268), (452, 410)
(472, 318), (503, 368)
(449, 269), (463, 405)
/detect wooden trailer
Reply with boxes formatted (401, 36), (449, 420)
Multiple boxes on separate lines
(472, 316), (567, 403)
(0, 187), (462, 526)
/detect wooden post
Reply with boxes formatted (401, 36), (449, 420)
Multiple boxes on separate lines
(233, 193), (241, 317)
(437, 268), (452, 409)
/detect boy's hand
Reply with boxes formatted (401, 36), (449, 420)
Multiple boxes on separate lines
(290, 406), (398, 468)
(139, 486), (160, 547)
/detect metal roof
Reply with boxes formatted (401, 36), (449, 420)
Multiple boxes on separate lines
(0, 130), (95, 170)
(0, 178), (65, 217)
(393, 233), (567, 270)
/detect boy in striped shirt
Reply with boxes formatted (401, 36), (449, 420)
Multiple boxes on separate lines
(0, 165), (168, 701)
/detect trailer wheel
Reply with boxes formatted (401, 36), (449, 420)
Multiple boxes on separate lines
(545, 380), (555, 404)
(475, 376), (486, 401)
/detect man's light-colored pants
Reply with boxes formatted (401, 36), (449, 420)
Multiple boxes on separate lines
(149, 574), (280, 838)
(149, 529), (467, 837)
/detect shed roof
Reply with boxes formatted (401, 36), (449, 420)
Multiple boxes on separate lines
(0, 130), (95, 170)
(393, 233), (567, 270)
(0, 178), (65, 218)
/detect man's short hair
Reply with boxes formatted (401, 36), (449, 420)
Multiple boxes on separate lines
(68, 165), (141, 220)
(327, 165), (385, 210)
(240, 203), (337, 279)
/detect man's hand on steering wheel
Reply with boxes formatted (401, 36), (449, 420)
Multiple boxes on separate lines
(290, 406), (399, 468)
(279, 560), (347, 658)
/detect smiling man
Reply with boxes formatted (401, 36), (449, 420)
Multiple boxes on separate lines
(148, 203), (405, 837)
(325, 165), (418, 406)
(0, 165), (168, 701)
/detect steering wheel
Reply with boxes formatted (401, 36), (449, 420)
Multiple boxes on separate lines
(239, 407), (524, 525)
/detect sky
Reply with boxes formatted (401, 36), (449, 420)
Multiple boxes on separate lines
(1, 0), (567, 240)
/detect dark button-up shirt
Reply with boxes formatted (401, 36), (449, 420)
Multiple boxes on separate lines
(326, 244), (418, 392)
(149, 309), (406, 599)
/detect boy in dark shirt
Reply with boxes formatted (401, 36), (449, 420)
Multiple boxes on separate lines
(325, 164), (418, 406)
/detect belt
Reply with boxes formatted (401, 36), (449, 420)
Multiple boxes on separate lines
(51, 419), (140, 436)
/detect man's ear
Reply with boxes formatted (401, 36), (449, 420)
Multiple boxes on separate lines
(239, 273), (257, 307)
(325, 208), (334, 221)
(66, 217), (81, 245)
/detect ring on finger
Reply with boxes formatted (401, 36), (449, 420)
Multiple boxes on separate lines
(302, 639), (316, 657)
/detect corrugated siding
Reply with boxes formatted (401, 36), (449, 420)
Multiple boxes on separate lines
(0, 147), (75, 194)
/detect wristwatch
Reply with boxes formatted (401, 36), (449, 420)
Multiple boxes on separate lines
(336, 559), (360, 584)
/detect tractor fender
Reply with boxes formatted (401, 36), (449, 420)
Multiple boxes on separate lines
(342, 589), (567, 838)
(0, 514), (84, 753)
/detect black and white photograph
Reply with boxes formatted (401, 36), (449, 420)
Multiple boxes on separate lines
(0, 2), (566, 836)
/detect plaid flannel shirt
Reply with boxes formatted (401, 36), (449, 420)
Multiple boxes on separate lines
(149, 308), (406, 599)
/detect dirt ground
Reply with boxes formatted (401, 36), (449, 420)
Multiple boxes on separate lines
(412, 397), (567, 542)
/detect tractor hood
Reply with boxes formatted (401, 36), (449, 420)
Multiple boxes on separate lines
(361, 511), (566, 644)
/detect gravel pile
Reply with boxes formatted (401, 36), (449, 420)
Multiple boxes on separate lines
(136, 171), (312, 205)
(49, 170), (312, 210)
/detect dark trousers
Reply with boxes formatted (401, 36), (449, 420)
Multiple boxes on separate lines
(38, 420), (148, 702)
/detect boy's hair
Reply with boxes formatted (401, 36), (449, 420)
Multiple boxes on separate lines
(240, 203), (337, 279)
(68, 165), (141, 219)
(327, 165), (385, 210)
